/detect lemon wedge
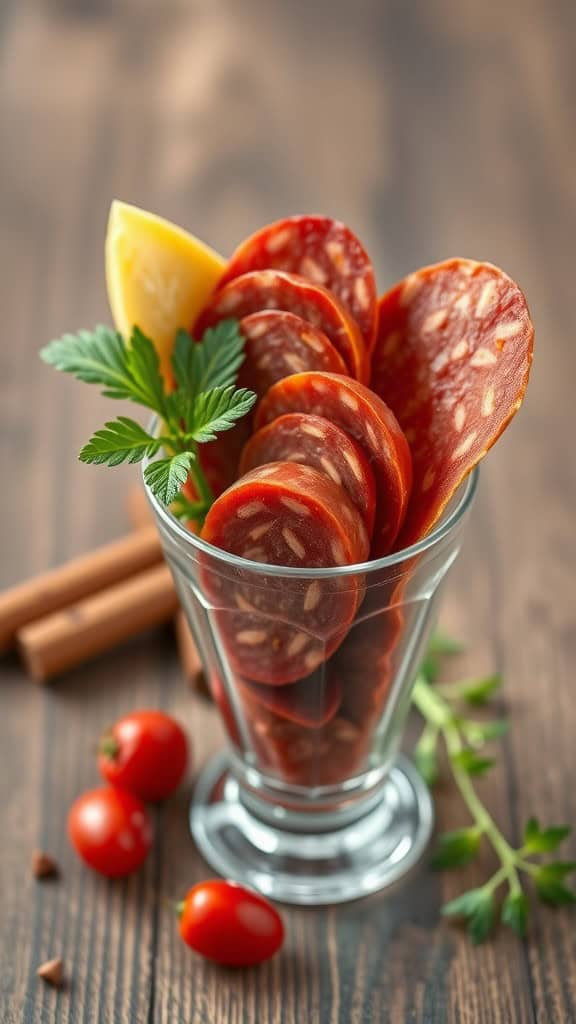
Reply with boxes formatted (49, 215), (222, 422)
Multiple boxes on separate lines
(105, 201), (226, 381)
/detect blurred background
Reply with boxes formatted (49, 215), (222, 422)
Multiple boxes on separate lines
(1, 2), (575, 1019)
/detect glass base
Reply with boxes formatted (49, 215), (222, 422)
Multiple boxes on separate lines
(190, 752), (434, 905)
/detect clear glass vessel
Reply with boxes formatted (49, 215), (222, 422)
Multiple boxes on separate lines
(144, 463), (478, 905)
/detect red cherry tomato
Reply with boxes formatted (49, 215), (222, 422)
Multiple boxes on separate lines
(98, 709), (188, 802)
(178, 880), (284, 967)
(68, 787), (153, 878)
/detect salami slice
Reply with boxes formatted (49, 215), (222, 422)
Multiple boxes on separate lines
(254, 373), (412, 556)
(217, 216), (378, 352)
(239, 413), (376, 538)
(194, 270), (369, 383)
(240, 670), (342, 729)
(372, 259), (534, 547)
(200, 462), (369, 683)
(248, 712), (365, 787)
(238, 311), (348, 397)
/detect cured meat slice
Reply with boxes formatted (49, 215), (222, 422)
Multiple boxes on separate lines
(200, 463), (369, 683)
(239, 413), (377, 538)
(218, 215), (378, 352)
(254, 373), (412, 556)
(194, 270), (369, 383)
(248, 712), (366, 788)
(238, 311), (348, 397)
(240, 670), (342, 728)
(372, 259), (534, 547)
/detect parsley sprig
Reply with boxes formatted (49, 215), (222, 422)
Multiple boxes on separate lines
(413, 633), (575, 943)
(40, 320), (256, 519)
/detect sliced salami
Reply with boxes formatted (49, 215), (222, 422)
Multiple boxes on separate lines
(194, 270), (369, 383)
(200, 462), (369, 683)
(239, 413), (377, 538)
(217, 215), (378, 352)
(372, 259), (534, 547)
(238, 311), (348, 397)
(240, 670), (342, 729)
(248, 712), (366, 788)
(254, 372), (412, 556)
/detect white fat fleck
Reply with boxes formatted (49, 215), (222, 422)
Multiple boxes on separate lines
(245, 319), (268, 339)
(333, 719), (359, 742)
(313, 380), (328, 394)
(482, 385), (495, 417)
(365, 423), (378, 447)
(215, 292), (238, 314)
(257, 353), (273, 370)
(304, 650), (322, 672)
(237, 501), (266, 518)
(283, 352), (307, 373)
(303, 581), (321, 612)
(475, 281), (497, 318)
(243, 547), (267, 562)
(287, 451), (307, 462)
(495, 320), (523, 339)
(282, 527), (306, 559)
(340, 390), (359, 411)
(234, 593), (257, 612)
(342, 449), (363, 480)
(421, 467), (436, 492)
(422, 308), (448, 332)
(331, 539), (346, 565)
(254, 466), (277, 478)
(301, 330), (324, 353)
(451, 340), (468, 360)
(320, 456), (342, 484)
(236, 630), (267, 645)
(454, 403), (466, 431)
(266, 228), (291, 253)
(399, 272), (423, 306)
(286, 632), (310, 657)
(265, 296), (278, 309)
(300, 256), (328, 284)
(281, 497), (310, 515)
(453, 291), (472, 313)
(249, 522), (273, 540)
(452, 431), (478, 460)
(326, 240), (345, 268)
(470, 347), (497, 368)
(431, 350), (449, 373)
(300, 421), (325, 439)
(460, 261), (480, 277)
(354, 276), (370, 310)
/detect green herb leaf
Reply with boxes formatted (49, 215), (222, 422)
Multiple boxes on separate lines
(442, 887), (496, 944)
(523, 818), (572, 855)
(452, 749), (495, 776)
(462, 718), (509, 748)
(501, 891), (528, 937)
(144, 452), (196, 505)
(461, 674), (502, 706)
(414, 744), (439, 786)
(79, 417), (162, 466)
(125, 326), (167, 415)
(172, 320), (246, 401)
(187, 385), (257, 443)
(534, 865), (576, 906)
(419, 653), (440, 684)
(428, 630), (464, 656)
(432, 827), (482, 869)
(40, 324), (167, 414)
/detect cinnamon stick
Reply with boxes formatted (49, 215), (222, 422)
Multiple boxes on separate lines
(18, 564), (178, 682)
(0, 526), (163, 653)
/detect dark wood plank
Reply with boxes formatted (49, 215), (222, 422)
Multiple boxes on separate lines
(1, 0), (575, 1022)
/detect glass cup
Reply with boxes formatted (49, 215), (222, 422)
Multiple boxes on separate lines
(144, 461), (478, 905)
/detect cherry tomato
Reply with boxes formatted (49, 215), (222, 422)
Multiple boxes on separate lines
(98, 709), (188, 802)
(68, 786), (152, 878)
(178, 880), (284, 967)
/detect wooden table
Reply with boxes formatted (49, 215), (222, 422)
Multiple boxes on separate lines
(1, 0), (575, 1020)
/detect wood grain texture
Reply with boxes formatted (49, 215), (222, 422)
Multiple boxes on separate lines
(1, 0), (575, 1021)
